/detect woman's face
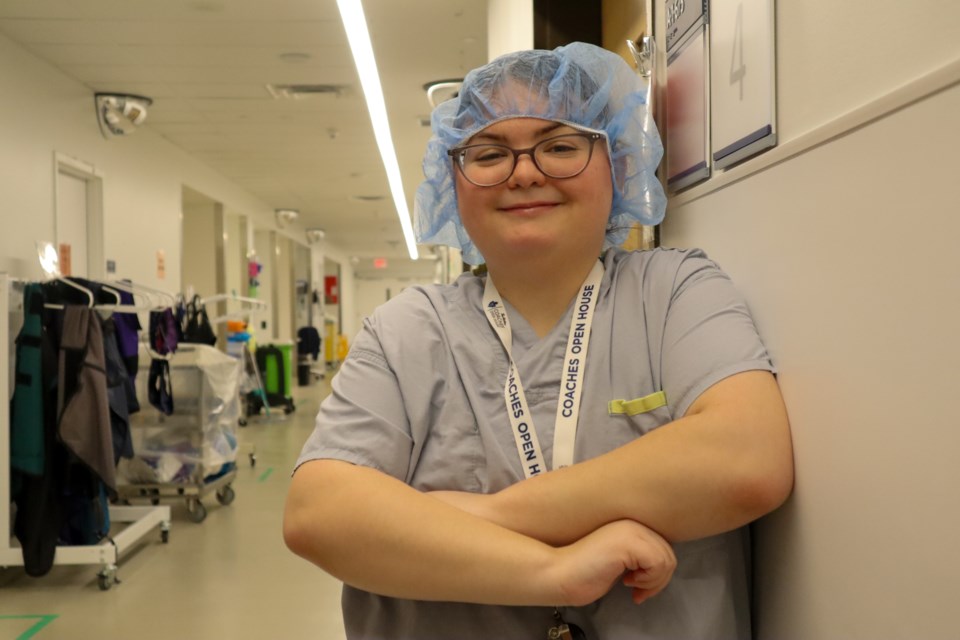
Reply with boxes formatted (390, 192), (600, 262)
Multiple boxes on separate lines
(453, 117), (613, 268)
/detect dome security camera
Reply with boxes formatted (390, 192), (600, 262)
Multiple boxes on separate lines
(95, 93), (153, 138)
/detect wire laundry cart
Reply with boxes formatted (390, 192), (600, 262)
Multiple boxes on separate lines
(117, 344), (243, 523)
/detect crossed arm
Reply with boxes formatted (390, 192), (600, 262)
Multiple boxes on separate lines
(282, 369), (793, 606)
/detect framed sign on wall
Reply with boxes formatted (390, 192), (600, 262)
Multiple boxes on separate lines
(663, 0), (711, 192)
(710, 0), (776, 169)
(658, 0), (777, 187)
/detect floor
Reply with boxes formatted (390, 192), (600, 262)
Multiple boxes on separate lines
(0, 378), (346, 640)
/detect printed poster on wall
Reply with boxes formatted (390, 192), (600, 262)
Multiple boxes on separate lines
(58, 243), (72, 276)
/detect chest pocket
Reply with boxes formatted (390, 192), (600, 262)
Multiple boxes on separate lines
(606, 390), (672, 437)
(608, 390), (667, 417)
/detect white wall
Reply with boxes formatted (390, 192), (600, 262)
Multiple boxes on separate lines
(0, 31), (328, 303)
(353, 277), (435, 332)
(180, 200), (218, 298)
(223, 212), (247, 299)
(274, 235), (294, 343)
(660, 2), (960, 637)
(322, 245), (357, 342)
(487, 0), (533, 60)
(253, 229), (275, 338)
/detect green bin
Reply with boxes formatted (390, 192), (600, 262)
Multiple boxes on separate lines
(261, 341), (294, 398)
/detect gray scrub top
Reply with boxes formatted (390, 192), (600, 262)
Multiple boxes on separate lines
(296, 247), (775, 640)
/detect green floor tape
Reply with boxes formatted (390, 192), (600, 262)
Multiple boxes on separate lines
(258, 467), (274, 482)
(0, 615), (58, 639)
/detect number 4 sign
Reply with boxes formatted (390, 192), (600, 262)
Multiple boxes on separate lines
(710, 0), (776, 169)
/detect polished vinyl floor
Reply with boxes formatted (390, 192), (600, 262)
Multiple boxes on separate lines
(0, 378), (346, 639)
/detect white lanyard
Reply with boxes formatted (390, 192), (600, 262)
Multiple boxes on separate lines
(482, 261), (604, 478)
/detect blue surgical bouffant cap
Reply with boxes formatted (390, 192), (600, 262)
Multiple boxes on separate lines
(413, 41), (666, 266)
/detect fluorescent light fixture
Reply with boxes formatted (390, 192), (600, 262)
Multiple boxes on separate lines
(336, 0), (419, 260)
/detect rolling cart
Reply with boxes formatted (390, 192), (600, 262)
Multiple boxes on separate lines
(117, 344), (244, 523)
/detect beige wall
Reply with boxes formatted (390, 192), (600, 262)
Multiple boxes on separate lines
(660, 1), (960, 636)
(180, 199), (218, 299)
(0, 31), (316, 296)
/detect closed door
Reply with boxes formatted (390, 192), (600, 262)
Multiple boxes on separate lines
(56, 171), (89, 277)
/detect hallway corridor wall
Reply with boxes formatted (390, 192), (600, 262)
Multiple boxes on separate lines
(0, 31), (305, 292)
(660, 1), (960, 637)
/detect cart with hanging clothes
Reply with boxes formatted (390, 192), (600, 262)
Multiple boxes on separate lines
(117, 343), (241, 523)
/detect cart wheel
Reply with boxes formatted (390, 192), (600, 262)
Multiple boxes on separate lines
(161, 529), (170, 543)
(151, 498), (160, 506)
(250, 453), (257, 467)
(239, 417), (247, 427)
(97, 566), (117, 591)
(284, 400), (295, 414)
(216, 485), (236, 506)
(186, 499), (207, 523)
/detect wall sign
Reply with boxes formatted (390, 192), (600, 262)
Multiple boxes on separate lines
(664, 0), (711, 191)
(710, 0), (776, 169)
(58, 243), (72, 276)
(659, 0), (777, 187)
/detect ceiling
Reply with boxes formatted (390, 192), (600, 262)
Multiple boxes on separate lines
(0, 0), (488, 280)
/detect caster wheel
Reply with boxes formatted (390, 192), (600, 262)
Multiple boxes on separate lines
(216, 485), (236, 506)
(250, 453), (257, 467)
(97, 567), (117, 591)
(161, 529), (170, 543)
(239, 417), (247, 427)
(186, 500), (207, 523)
(151, 498), (160, 506)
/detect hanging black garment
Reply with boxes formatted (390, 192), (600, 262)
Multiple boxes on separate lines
(11, 285), (62, 577)
(182, 295), (217, 346)
(297, 326), (322, 361)
(149, 308), (179, 355)
(147, 358), (174, 415)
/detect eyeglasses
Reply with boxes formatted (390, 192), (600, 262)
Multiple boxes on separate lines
(448, 132), (605, 187)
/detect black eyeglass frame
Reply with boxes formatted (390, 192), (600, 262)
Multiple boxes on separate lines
(447, 132), (605, 187)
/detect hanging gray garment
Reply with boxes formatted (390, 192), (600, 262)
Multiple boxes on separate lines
(58, 306), (116, 491)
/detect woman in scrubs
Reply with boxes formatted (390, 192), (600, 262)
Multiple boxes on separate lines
(285, 42), (793, 639)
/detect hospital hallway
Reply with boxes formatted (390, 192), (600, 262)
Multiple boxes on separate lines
(0, 380), (348, 640)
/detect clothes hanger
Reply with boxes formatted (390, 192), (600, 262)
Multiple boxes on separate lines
(108, 279), (176, 309)
(43, 276), (94, 309)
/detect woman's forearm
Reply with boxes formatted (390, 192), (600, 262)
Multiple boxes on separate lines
(284, 459), (566, 605)
(437, 371), (793, 545)
(284, 459), (676, 607)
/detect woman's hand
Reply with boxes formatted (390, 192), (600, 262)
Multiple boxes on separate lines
(429, 491), (676, 605)
(552, 520), (676, 607)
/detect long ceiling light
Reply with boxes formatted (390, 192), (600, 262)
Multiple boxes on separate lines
(336, 0), (419, 260)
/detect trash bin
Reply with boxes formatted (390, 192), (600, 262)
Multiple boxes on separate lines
(297, 361), (310, 386)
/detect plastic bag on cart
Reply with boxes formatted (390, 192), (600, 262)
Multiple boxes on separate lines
(124, 344), (241, 485)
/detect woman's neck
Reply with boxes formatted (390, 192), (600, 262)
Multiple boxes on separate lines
(485, 253), (601, 338)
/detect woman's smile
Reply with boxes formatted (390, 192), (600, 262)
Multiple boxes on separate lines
(497, 200), (561, 216)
